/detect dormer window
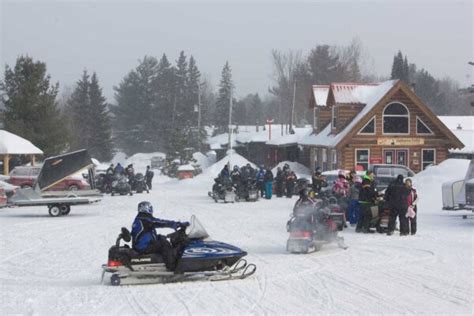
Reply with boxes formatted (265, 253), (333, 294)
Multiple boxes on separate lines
(383, 102), (409, 134)
(358, 116), (375, 134)
(416, 116), (433, 135)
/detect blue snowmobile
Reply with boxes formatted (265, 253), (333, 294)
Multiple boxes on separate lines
(102, 216), (256, 285)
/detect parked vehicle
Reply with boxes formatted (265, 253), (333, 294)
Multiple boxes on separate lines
(132, 173), (149, 194)
(442, 160), (474, 214)
(7, 166), (90, 191)
(370, 164), (415, 191)
(111, 175), (133, 196)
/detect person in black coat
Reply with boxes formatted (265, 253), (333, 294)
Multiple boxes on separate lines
(356, 177), (378, 233)
(385, 174), (410, 236)
(275, 167), (285, 197)
(145, 166), (154, 190)
(264, 168), (274, 199)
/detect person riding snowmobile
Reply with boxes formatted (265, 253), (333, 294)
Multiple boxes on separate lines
(311, 167), (327, 196)
(293, 188), (317, 217)
(131, 201), (189, 270)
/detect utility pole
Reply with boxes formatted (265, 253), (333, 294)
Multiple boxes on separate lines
(290, 79), (296, 133)
(197, 83), (202, 152)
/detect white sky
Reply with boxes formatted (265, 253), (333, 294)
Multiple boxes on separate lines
(1, 0), (473, 101)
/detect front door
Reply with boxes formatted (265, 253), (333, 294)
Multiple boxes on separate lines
(384, 149), (408, 166)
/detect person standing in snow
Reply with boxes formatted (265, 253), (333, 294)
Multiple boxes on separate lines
(220, 164), (230, 181)
(347, 170), (362, 226)
(275, 167), (285, 197)
(356, 175), (377, 233)
(385, 175), (410, 236)
(256, 165), (266, 198)
(145, 166), (154, 190)
(285, 170), (297, 198)
(264, 168), (274, 199)
(114, 163), (124, 175)
(405, 178), (418, 235)
(230, 165), (242, 196)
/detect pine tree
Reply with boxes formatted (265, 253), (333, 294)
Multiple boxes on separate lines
(391, 51), (410, 83)
(174, 51), (188, 127)
(88, 73), (113, 161)
(114, 56), (159, 154)
(1, 56), (67, 156)
(214, 62), (234, 133)
(155, 54), (176, 150)
(186, 56), (204, 150)
(66, 70), (90, 150)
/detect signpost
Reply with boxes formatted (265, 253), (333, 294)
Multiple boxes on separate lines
(266, 119), (274, 140)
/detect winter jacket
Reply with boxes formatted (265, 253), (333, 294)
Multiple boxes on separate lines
(256, 169), (266, 182)
(333, 177), (350, 197)
(114, 164), (124, 175)
(359, 179), (377, 204)
(131, 212), (183, 252)
(286, 171), (297, 182)
(311, 174), (327, 193)
(349, 180), (361, 200)
(220, 167), (230, 180)
(276, 170), (285, 183)
(231, 170), (241, 184)
(145, 169), (154, 180)
(264, 170), (274, 182)
(385, 176), (410, 209)
(407, 187), (418, 207)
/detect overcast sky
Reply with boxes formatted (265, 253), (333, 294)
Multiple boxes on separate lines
(1, 0), (472, 101)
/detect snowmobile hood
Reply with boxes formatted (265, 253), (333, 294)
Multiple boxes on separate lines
(182, 240), (247, 259)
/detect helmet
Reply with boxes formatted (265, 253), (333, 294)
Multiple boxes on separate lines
(233, 165), (239, 171)
(299, 188), (308, 199)
(138, 201), (153, 214)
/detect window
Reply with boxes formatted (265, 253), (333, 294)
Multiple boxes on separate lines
(376, 167), (391, 176)
(359, 117), (375, 134)
(416, 116), (433, 135)
(331, 150), (337, 170)
(355, 149), (369, 171)
(331, 106), (337, 130)
(383, 102), (409, 134)
(322, 148), (328, 171)
(422, 149), (435, 170)
(393, 167), (409, 177)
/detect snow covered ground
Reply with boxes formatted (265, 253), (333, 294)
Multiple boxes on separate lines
(0, 159), (473, 314)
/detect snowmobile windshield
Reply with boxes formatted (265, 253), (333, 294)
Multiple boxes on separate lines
(186, 215), (210, 239)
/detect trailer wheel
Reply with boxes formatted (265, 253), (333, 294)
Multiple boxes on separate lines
(48, 205), (62, 217)
(110, 274), (121, 286)
(60, 204), (71, 215)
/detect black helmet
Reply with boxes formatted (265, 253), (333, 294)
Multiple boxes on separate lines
(137, 201), (153, 215)
(299, 188), (308, 199)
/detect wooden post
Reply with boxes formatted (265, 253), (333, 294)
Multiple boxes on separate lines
(30, 154), (36, 166)
(3, 154), (9, 175)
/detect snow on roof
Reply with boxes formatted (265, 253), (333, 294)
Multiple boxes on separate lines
(447, 129), (474, 154)
(312, 85), (329, 106)
(271, 161), (311, 179)
(331, 83), (380, 104)
(437, 116), (474, 131)
(266, 127), (312, 146)
(300, 80), (397, 147)
(0, 130), (43, 155)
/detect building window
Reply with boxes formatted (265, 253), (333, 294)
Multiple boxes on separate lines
(332, 149), (337, 170)
(383, 102), (409, 134)
(355, 149), (370, 171)
(331, 106), (337, 130)
(358, 116), (375, 134)
(422, 149), (435, 170)
(416, 116), (433, 135)
(322, 148), (328, 171)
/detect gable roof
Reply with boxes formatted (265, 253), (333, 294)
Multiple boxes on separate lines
(300, 80), (398, 147)
(0, 130), (44, 155)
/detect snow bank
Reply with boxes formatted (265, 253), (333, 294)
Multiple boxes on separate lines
(192, 152), (215, 170)
(111, 152), (165, 173)
(271, 161), (311, 179)
(412, 159), (471, 214)
(201, 150), (256, 178)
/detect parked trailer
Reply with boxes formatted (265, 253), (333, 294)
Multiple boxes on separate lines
(442, 159), (474, 218)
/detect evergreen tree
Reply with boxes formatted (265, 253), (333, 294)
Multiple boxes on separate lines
(174, 51), (188, 127)
(391, 51), (409, 83)
(1, 56), (67, 156)
(155, 54), (176, 150)
(307, 45), (340, 84)
(186, 56), (205, 150)
(66, 70), (90, 151)
(88, 73), (113, 161)
(114, 56), (158, 154)
(214, 62), (234, 133)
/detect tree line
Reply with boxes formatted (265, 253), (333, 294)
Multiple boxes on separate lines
(0, 41), (470, 159)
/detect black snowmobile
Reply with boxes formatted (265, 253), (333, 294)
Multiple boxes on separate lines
(238, 178), (259, 202)
(208, 177), (237, 203)
(102, 216), (256, 285)
(111, 175), (133, 196)
(132, 173), (149, 194)
(286, 199), (347, 253)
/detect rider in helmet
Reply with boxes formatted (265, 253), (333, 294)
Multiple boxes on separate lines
(293, 188), (317, 217)
(131, 201), (189, 270)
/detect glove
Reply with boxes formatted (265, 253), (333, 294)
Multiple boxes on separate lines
(180, 222), (190, 228)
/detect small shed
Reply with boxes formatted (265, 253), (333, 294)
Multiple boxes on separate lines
(177, 164), (195, 180)
(0, 130), (43, 175)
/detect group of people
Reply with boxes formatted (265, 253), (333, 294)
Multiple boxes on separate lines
(309, 167), (418, 236)
(104, 163), (155, 190)
(218, 163), (299, 199)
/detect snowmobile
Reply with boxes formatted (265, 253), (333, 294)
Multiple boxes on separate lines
(237, 178), (259, 202)
(111, 175), (133, 196)
(286, 200), (347, 253)
(326, 196), (346, 231)
(208, 177), (236, 203)
(132, 173), (149, 194)
(101, 215), (256, 285)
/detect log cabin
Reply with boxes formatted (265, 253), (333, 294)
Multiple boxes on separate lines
(300, 79), (464, 173)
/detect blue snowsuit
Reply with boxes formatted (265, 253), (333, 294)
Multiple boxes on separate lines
(256, 168), (266, 197)
(131, 212), (184, 270)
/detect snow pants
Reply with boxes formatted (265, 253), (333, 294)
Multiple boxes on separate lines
(265, 181), (273, 199)
(144, 236), (177, 270)
(356, 203), (372, 232)
(276, 181), (284, 197)
(348, 199), (360, 225)
(286, 182), (295, 198)
(388, 207), (409, 235)
(408, 207), (417, 235)
(146, 178), (152, 190)
(257, 181), (265, 197)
